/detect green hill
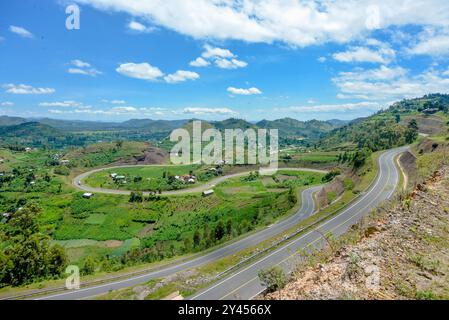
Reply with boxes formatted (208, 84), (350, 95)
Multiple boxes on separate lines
(319, 94), (449, 151)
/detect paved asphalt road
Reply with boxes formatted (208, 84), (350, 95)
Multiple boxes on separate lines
(190, 147), (407, 300)
(37, 179), (323, 299)
(36, 147), (405, 300)
(72, 165), (327, 196)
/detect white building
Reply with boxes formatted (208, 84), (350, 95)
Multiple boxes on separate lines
(202, 190), (214, 197)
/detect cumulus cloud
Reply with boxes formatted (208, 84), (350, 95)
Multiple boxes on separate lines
(202, 44), (235, 59)
(333, 65), (449, 101)
(71, 59), (91, 68)
(182, 107), (237, 115)
(227, 87), (262, 95)
(74, 0), (449, 47)
(111, 100), (126, 104)
(39, 101), (83, 107)
(9, 25), (33, 38)
(68, 60), (102, 77)
(189, 57), (210, 67)
(127, 21), (155, 33)
(333, 39), (395, 64)
(4, 84), (55, 95)
(116, 62), (164, 81)
(164, 70), (200, 83)
(68, 68), (102, 76)
(277, 102), (383, 113)
(190, 44), (248, 70)
(215, 58), (248, 69)
(408, 28), (449, 57)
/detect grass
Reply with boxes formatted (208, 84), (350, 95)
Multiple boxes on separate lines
(84, 164), (213, 191)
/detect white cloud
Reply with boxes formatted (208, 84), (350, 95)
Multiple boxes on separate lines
(189, 57), (210, 67)
(4, 84), (55, 95)
(182, 107), (237, 115)
(39, 101), (83, 107)
(408, 28), (449, 57)
(116, 62), (164, 81)
(202, 44), (234, 59)
(9, 25), (33, 38)
(0, 101), (14, 107)
(164, 70), (200, 83)
(215, 58), (247, 69)
(227, 87), (262, 95)
(68, 60), (102, 77)
(190, 44), (247, 70)
(111, 100), (126, 104)
(68, 68), (102, 76)
(333, 65), (449, 101)
(277, 102), (383, 113)
(333, 39), (395, 64)
(74, 0), (449, 47)
(71, 59), (91, 68)
(110, 106), (138, 113)
(317, 57), (327, 63)
(333, 46), (394, 64)
(127, 21), (155, 33)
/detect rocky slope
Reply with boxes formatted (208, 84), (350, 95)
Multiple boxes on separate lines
(261, 166), (449, 300)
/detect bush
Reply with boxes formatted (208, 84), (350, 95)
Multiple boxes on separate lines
(54, 166), (70, 176)
(258, 266), (287, 293)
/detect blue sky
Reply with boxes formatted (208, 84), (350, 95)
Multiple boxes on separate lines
(1, 0), (449, 122)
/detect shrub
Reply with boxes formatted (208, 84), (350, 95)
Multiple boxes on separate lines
(258, 266), (287, 293)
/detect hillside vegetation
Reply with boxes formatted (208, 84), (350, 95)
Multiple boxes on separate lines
(319, 94), (449, 151)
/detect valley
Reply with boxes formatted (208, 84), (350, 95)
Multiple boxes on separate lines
(0, 94), (448, 301)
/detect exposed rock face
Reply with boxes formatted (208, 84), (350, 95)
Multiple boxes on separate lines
(261, 167), (449, 300)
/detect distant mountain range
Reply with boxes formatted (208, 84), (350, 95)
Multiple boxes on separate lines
(0, 115), (349, 149)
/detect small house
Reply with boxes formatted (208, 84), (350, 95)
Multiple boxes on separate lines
(115, 175), (126, 180)
(110, 173), (118, 179)
(83, 193), (93, 199)
(60, 159), (70, 165)
(202, 189), (214, 197)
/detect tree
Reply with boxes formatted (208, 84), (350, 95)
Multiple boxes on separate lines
(129, 192), (144, 203)
(406, 119), (419, 144)
(8, 203), (40, 237)
(0, 204), (68, 286)
(193, 230), (201, 247)
(225, 219), (233, 236)
(214, 221), (225, 241)
(258, 266), (287, 293)
(395, 114), (401, 123)
(81, 256), (96, 275)
(183, 237), (192, 252)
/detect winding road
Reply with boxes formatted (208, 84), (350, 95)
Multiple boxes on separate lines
(72, 165), (327, 196)
(191, 147), (406, 300)
(34, 147), (405, 300)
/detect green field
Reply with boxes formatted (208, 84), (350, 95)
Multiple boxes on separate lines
(280, 150), (340, 166)
(84, 164), (216, 191)
(0, 148), (325, 273)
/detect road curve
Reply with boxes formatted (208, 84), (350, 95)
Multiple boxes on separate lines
(36, 147), (405, 300)
(72, 165), (327, 196)
(190, 147), (407, 300)
(36, 182), (323, 299)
